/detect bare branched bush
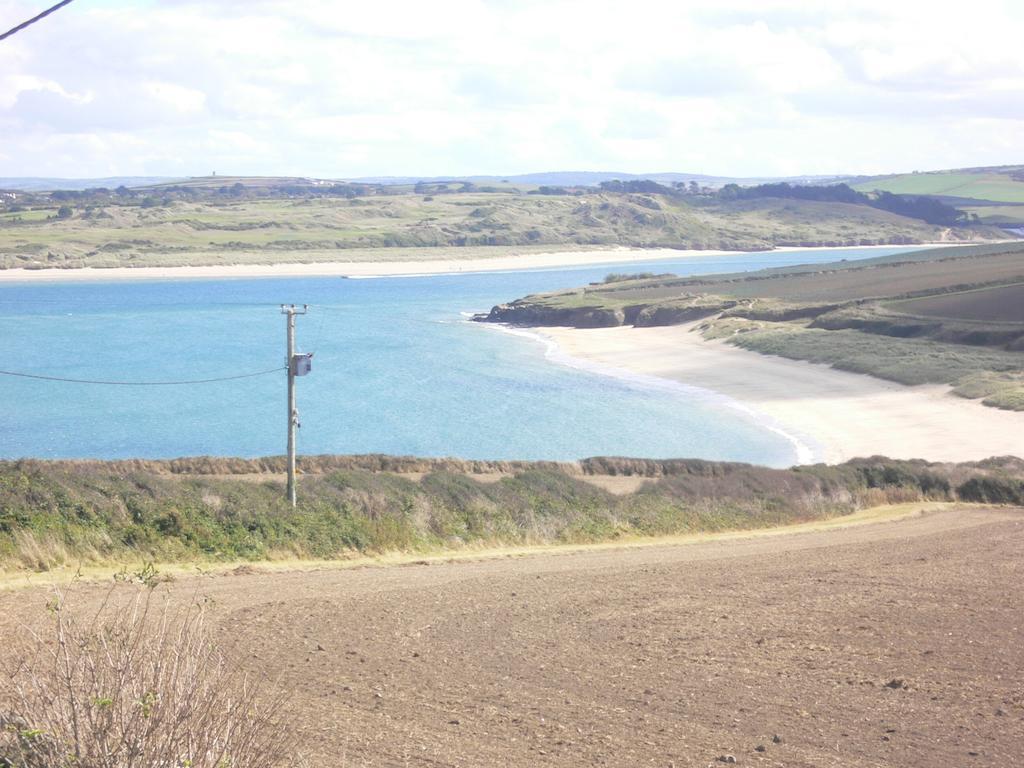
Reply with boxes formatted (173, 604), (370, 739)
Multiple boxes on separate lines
(1, 583), (296, 768)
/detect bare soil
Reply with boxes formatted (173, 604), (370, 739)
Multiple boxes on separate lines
(4, 506), (1023, 767)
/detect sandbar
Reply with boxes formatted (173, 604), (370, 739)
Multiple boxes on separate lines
(0, 244), (952, 283)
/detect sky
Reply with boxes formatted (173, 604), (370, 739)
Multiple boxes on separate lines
(1, 0), (1023, 179)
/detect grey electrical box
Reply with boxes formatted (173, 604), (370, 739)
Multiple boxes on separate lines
(292, 353), (313, 376)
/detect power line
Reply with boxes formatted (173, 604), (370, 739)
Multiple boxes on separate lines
(0, 299), (287, 307)
(0, 365), (284, 386)
(0, 299), (346, 309)
(0, 0), (75, 42)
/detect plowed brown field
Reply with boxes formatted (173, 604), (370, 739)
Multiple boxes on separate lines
(4, 506), (1023, 767)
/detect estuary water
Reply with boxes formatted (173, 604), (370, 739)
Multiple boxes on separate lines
(0, 247), (918, 465)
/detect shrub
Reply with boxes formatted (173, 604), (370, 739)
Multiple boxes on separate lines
(1, 583), (295, 768)
(602, 272), (658, 283)
(957, 476), (1024, 505)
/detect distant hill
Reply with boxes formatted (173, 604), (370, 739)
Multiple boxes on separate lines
(348, 171), (848, 188)
(5, 172), (848, 192)
(42, 172), (851, 193)
(0, 177), (183, 192)
(8, 167), (1022, 197)
(138, 175), (339, 191)
(7, 168), (1024, 227)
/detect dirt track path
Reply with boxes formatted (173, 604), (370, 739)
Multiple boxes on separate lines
(6, 507), (1024, 766)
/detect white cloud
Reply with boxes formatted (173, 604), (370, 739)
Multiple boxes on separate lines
(0, 0), (1021, 177)
(0, 74), (92, 109)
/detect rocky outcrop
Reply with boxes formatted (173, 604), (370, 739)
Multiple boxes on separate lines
(476, 302), (627, 328)
(477, 296), (740, 329)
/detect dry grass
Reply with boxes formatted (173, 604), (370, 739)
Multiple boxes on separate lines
(0, 580), (296, 767)
(0, 502), (962, 592)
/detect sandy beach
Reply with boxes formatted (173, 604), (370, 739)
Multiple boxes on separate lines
(0, 243), (951, 283)
(537, 323), (1024, 464)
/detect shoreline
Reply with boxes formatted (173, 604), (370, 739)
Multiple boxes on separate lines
(488, 322), (820, 465)
(0, 243), (955, 283)
(531, 323), (1024, 465)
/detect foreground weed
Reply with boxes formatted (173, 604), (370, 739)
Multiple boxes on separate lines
(0, 584), (296, 767)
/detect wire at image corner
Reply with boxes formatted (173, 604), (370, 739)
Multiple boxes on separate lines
(0, 0), (76, 43)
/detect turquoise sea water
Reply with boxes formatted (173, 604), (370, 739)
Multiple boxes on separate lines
(0, 247), (918, 464)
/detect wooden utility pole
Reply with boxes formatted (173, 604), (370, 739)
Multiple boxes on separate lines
(281, 304), (309, 506)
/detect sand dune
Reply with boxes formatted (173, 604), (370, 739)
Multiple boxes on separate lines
(539, 323), (1024, 464)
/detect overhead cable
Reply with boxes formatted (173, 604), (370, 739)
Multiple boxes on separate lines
(0, 0), (75, 42)
(0, 365), (284, 386)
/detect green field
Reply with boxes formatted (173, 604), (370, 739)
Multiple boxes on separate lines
(0, 188), (998, 270)
(962, 204), (1024, 226)
(852, 168), (1024, 203)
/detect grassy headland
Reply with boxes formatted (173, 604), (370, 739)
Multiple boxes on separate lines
(2, 455), (1022, 575)
(0, 177), (1002, 270)
(478, 243), (1024, 409)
